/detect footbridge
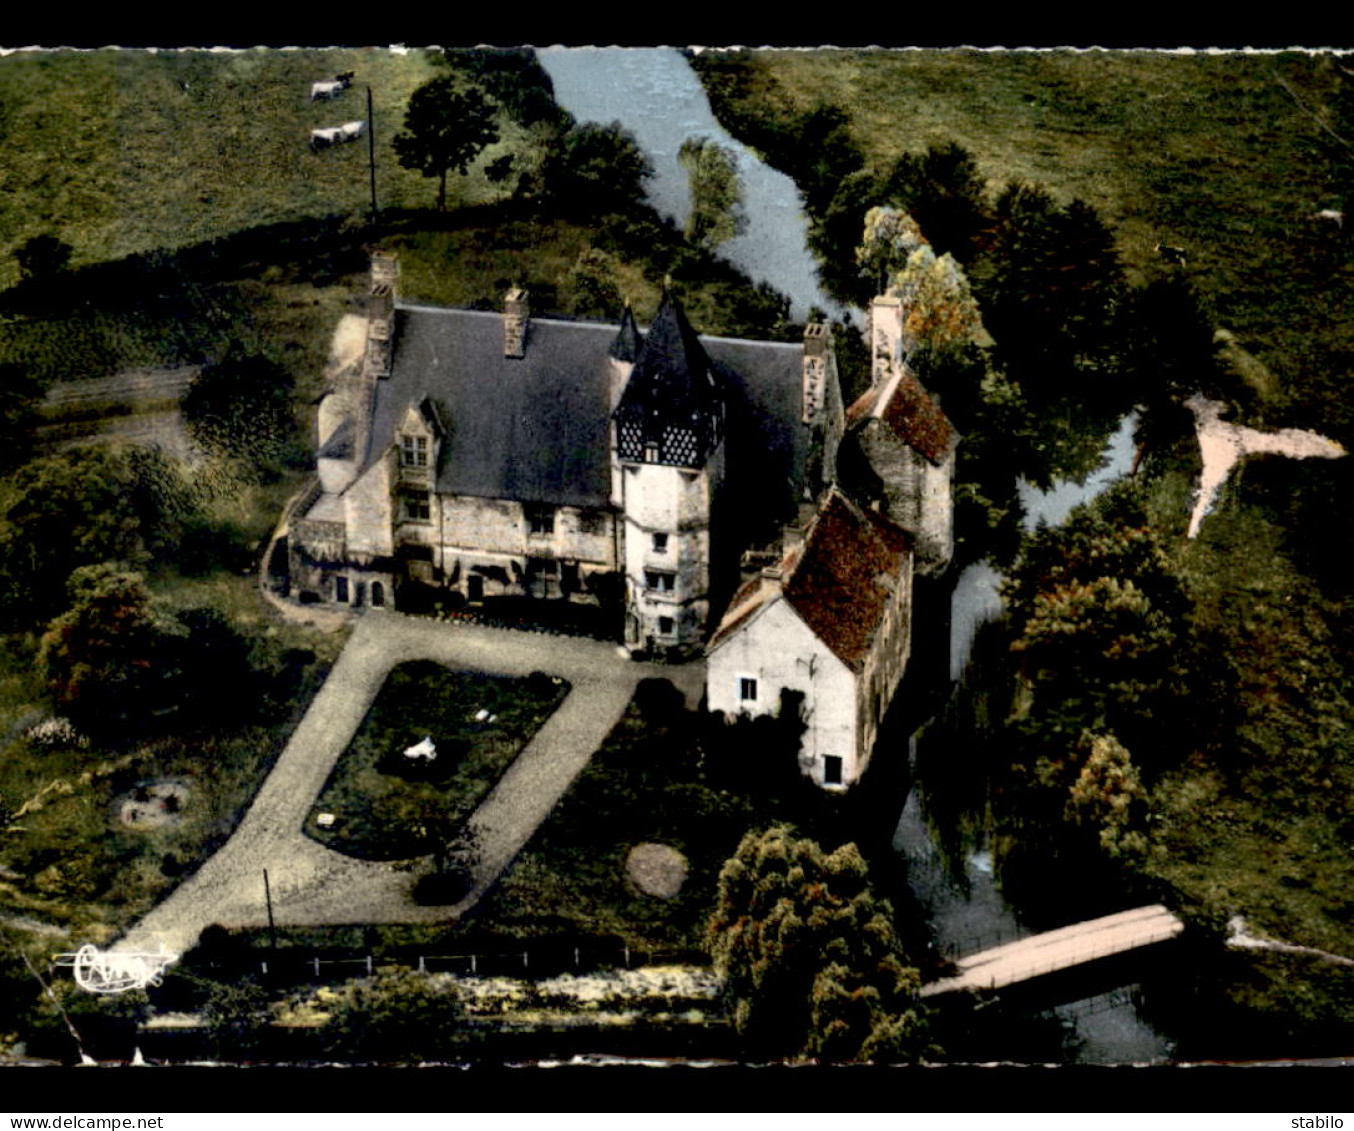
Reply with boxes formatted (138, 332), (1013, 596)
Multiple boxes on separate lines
(921, 904), (1185, 998)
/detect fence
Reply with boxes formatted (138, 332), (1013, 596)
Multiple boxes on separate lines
(229, 942), (707, 986)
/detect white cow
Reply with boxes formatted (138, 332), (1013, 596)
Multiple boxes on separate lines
(310, 120), (366, 151)
(403, 735), (437, 762)
(310, 72), (354, 101)
(1313, 208), (1345, 229)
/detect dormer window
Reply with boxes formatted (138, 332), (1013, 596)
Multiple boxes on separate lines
(526, 504), (555, 536)
(403, 491), (431, 522)
(401, 435), (429, 468)
(644, 442), (660, 462)
(652, 532), (669, 554)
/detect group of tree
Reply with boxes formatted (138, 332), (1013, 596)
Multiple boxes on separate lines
(35, 562), (257, 740)
(180, 345), (301, 478)
(707, 825), (929, 1063)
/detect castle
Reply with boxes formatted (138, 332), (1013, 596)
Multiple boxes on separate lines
(286, 253), (956, 786)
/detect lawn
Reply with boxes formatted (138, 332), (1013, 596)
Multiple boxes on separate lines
(692, 48), (1354, 401)
(305, 661), (570, 861)
(0, 572), (343, 943)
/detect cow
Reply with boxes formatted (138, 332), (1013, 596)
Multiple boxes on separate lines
(310, 72), (355, 101)
(310, 120), (366, 151)
(1313, 208), (1345, 229)
(1154, 243), (1187, 266)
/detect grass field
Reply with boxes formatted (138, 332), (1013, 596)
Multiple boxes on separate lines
(0, 47), (539, 288)
(694, 48), (1354, 405)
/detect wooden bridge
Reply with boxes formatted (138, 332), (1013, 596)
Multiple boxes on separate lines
(921, 904), (1185, 998)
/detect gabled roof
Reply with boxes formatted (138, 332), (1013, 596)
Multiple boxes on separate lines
(359, 302), (806, 514)
(846, 364), (955, 465)
(708, 488), (912, 671)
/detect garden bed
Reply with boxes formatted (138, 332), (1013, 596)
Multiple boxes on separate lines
(305, 661), (570, 861)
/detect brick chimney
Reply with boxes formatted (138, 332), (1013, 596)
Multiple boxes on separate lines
(504, 287), (529, 359)
(801, 322), (830, 424)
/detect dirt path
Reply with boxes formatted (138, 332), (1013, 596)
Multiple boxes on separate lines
(114, 611), (704, 957)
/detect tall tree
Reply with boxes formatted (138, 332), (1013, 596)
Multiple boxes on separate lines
(678, 136), (747, 252)
(707, 826), (928, 1062)
(393, 78), (501, 212)
(883, 142), (990, 263)
(542, 121), (653, 218)
(181, 346), (297, 475)
(37, 564), (164, 736)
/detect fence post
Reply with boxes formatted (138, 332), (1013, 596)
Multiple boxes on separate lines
(260, 961), (268, 977)
(522, 951), (528, 973)
(313, 957), (320, 979)
(574, 947), (580, 969)
(366, 955), (373, 977)
(623, 945), (630, 969)
(471, 954), (477, 975)
(418, 955), (425, 974)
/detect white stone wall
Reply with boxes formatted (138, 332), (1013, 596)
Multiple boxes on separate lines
(344, 453), (396, 558)
(621, 461), (713, 647)
(707, 597), (860, 787)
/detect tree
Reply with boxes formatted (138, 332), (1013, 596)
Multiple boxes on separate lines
(1065, 732), (1150, 861)
(855, 206), (928, 296)
(323, 968), (465, 1062)
(882, 142), (990, 263)
(393, 78), (500, 212)
(542, 122), (653, 218)
(707, 826), (928, 1062)
(15, 233), (72, 284)
(678, 136), (747, 252)
(890, 243), (983, 358)
(181, 346), (297, 475)
(38, 563), (165, 736)
(0, 447), (150, 629)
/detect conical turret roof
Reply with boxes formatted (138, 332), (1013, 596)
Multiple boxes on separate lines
(614, 293), (724, 468)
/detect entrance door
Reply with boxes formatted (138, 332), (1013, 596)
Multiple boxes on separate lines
(468, 575), (484, 602)
(371, 581), (385, 608)
(823, 755), (843, 786)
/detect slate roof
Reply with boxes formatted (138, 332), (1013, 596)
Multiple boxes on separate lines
(615, 296), (723, 467)
(708, 489), (912, 671)
(846, 364), (955, 465)
(361, 302), (807, 514)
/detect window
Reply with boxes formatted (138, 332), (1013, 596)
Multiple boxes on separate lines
(579, 510), (605, 536)
(371, 581), (385, 608)
(651, 532), (669, 554)
(823, 755), (844, 786)
(658, 616), (674, 636)
(644, 570), (675, 592)
(739, 677), (758, 703)
(401, 434), (429, 467)
(403, 492), (431, 522)
(526, 504), (555, 535)
(335, 576), (349, 603)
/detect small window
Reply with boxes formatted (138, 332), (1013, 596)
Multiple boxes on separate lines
(644, 442), (660, 462)
(645, 570), (675, 592)
(526, 504), (555, 535)
(401, 434), (429, 467)
(579, 510), (605, 536)
(404, 492), (431, 521)
(335, 576), (350, 603)
(739, 677), (758, 703)
(658, 616), (674, 636)
(824, 755), (844, 786)
(652, 532), (669, 554)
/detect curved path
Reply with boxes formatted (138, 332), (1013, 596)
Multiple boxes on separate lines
(115, 611), (704, 957)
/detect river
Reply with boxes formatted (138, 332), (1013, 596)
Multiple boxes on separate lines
(538, 46), (1175, 1064)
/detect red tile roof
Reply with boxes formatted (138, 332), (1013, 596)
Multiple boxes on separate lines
(784, 491), (912, 670)
(708, 489), (912, 671)
(846, 365), (955, 466)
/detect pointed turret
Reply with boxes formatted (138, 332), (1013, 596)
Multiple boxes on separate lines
(614, 294), (723, 468)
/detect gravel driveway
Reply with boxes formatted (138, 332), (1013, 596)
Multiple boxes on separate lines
(115, 611), (705, 957)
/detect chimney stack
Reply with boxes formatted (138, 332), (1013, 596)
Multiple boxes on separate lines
(801, 322), (830, 424)
(504, 287), (529, 359)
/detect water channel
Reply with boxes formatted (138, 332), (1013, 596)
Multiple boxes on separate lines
(539, 46), (1177, 1063)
